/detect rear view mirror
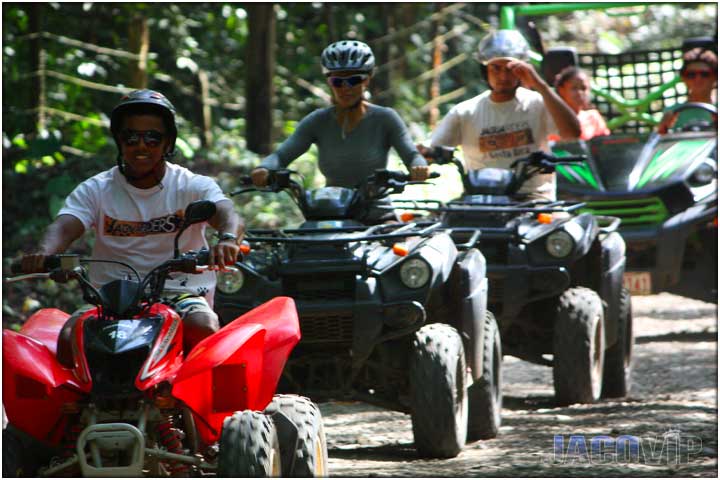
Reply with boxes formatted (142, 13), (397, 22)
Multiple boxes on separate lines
(184, 200), (217, 226)
(175, 200), (217, 257)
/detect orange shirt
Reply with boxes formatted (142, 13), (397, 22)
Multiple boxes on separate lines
(549, 109), (610, 141)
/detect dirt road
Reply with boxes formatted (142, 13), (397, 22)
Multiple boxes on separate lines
(320, 293), (718, 477)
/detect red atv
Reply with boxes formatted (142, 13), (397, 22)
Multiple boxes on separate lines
(2, 200), (328, 477)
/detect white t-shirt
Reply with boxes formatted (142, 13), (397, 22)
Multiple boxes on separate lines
(58, 163), (228, 301)
(431, 87), (559, 200)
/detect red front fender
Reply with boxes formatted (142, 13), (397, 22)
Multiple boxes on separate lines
(2, 330), (86, 444)
(172, 296), (299, 443)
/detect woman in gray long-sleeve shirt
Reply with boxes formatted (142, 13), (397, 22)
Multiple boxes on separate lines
(251, 40), (428, 189)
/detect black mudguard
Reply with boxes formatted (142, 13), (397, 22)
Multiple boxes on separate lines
(446, 248), (489, 381)
(599, 231), (627, 348)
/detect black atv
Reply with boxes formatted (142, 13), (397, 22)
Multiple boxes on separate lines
(214, 169), (501, 458)
(412, 148), (633, 405)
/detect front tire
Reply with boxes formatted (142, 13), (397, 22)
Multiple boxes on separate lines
(218, 411), (282, 477)
(264, 394), (328, 477)
(602, 287), (634, 398)
(553, 287), (605, 405)
(467, 311), (502, 441)
(409, 323), (468, 458)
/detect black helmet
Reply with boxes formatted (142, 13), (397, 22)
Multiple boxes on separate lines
(476, 29), (530, 64)
(321, 40), (375, 75)
(110, 89), (178, 153)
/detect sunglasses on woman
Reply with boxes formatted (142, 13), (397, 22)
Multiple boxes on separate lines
(327, 74), (368, 88)
(121, 129), (165, 147)
(682, 70), (713, 79)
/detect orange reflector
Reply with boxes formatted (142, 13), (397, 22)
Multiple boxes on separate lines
(537, 213), (553, 224)
(393, 243), (409, 256)
(714, 216), (718, 227)
(154, 395), (176, 409)
(400, 212), (415, 222)
(239, 242), (251, 255)
(61, 402), (80, 414)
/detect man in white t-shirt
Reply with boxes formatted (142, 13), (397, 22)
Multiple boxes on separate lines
(422, 30), (580, 200)
(20, 90), (244, 362)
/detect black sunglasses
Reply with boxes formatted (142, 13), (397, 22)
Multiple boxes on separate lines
(683, 70), (713, 79)
(121, 129), (165, 147)
(327, 74), (368, 88)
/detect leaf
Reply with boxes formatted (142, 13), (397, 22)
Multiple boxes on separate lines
(175, 137), (195, 158)
(49, 195), (66, 218)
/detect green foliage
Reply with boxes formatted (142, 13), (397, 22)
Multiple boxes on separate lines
(2, 2), (716, 320)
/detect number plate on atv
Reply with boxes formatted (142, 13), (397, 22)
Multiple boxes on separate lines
(623, 272), (652, 295)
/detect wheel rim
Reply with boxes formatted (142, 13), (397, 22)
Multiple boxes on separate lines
(624, 311), (633, 369)
(313, 434), (327, 476)
(592, 313), (603, 388)
(270, 445), (282, 477)
(455, 354), (468, 430)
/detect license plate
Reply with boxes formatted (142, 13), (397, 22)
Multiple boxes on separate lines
(623, 272), (652, 295)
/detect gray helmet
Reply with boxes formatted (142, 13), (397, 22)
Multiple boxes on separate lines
(321, 40), (375, 75)
(476, 29), (530, 63)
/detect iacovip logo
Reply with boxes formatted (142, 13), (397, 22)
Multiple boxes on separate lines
(551, 431), (703, 465)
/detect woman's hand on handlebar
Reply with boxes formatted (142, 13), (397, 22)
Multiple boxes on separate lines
(250, 167), (270, 187)
(410, 165), (430, 181)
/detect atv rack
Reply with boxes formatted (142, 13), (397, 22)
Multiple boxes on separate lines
(244, 221), (442, 245)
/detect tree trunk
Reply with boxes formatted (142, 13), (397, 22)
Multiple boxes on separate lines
(196, 70), (213, 148)
(128, 14), (149, 89)
(373, 4), (395, 106)
(429, 4), (445, 128)
(245, 3), (276, 155)
(29, 3), (45, 132)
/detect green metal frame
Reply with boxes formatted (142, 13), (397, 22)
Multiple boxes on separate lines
(500, 3), (684, 129)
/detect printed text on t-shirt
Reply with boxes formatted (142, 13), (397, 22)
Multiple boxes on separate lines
(104, 211), (184, 237)
(478, 122), (534, 159)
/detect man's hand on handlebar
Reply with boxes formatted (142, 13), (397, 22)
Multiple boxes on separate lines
(20, 253), (49, 274)
(250, 167), (270, 187)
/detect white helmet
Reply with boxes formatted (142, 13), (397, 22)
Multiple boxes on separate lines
(321, 40), (375, 75)
(476, 29), (530, 63)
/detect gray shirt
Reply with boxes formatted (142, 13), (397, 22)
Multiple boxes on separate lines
(261, 103), (426, 187)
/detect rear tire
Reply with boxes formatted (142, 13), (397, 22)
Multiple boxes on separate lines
(218, 411), (282, 477)
(467, 311), (502, 441)
(602, 288), (634, 398)
(409, 323), (468, 458)
(553, 287), (605, 405)
(264, 394), (328, 477)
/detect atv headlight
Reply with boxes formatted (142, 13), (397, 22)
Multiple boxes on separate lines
(399, 258), (431, 289)
(689, 161), (716, 186)
(217, 268), (245, 294)
(546, 231), (574, 258)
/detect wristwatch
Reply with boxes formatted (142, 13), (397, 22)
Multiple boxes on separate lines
(218, 232), (239, 244)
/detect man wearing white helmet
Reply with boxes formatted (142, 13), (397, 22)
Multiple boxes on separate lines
(424, 30), (580, 200)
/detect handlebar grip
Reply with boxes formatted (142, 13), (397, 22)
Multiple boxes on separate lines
(428, 172), (441, 179)
(10, 256), (61, 274)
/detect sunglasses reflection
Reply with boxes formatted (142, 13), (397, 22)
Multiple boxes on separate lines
(121, 129), (165, 147)
(327, 74), (368, 88)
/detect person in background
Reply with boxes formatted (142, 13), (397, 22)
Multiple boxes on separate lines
(249, 40), (429, 222)
(657, 47), (718, 134)
(420, 29), (580, 201)
(550, 66), (610, 141)
(20, 89), (244, 363)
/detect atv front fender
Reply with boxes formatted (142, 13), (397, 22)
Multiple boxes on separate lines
(2, 330), (85, 445)
(172, 296), (299, 444)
